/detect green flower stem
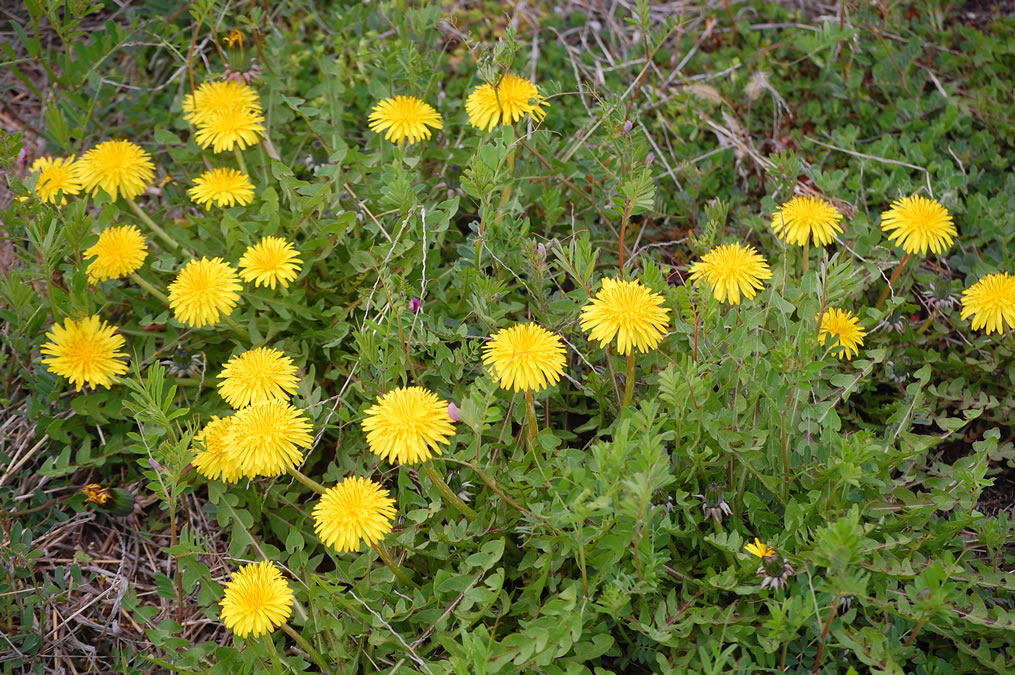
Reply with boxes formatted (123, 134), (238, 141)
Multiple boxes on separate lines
(130, 272), (169, 305)
(422, 461), (477, 521)
(279, 623), (329, 672)
(915, 308), (938, 335)
(222, 313), (248, 339)
(371, 541), (417, 587)
(261, 632), (284, 674)
(234, 146), (249, 175)
(126, 198), (190, 256)
(876, 252), (911, 309)
(524, 390), (539, 450)
(1006, 330), (1015, 353)
(802, 239), (810, 277)
(287, 466), (328, 495)
(622, 351), (636, 409)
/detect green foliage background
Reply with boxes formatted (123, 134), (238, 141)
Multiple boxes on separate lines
(2, 0), (1015, 673)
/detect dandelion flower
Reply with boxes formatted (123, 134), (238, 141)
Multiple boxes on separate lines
(40, 315), (129, 391)
(76, 140), (155, 201)
(482, 323), (566, 392)
(194, 108), (265, 153)
(182, 80), (261, 126)
(361, 387), (456, 465)
(880, 195), (956, 255)
(580, 277), (671, 355)
(770, 195), (844, 247)
(960, 272), (1015, 335)
(224, 400), (313, 477)
(217, 347), (300, 409)
(83, 225), (148, 283)
(745, 537), (776, 559)
(238, 237), (302, 289)
(29, 156), (83, 204)
(688, 242), (772, 305)
(313, 476), (397, 552)
(465, 73), (549, 132)
(368, 96), (443, 145)
(192, 415), (243, 484)
(219, 560), (293, 638)
(188, 168), (255, 210)
(817, 307), (866, 360)
(167, 257), (243, 328)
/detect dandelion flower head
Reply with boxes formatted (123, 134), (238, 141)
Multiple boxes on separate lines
(745, 537), (776, 559)
(368, 96), (443, 145)
(193, 107), (265, 153)
(189, 168), (255, 210)
(960, 272), (1015, 335)
(361, 387), (456, 465)
(41, 315), (129, 392)
(688, 242), (772, 305)
(192, 415), (244, 484)
(817, 307), (866, 360)
(465, 73), (549, 132)
(880, 195), (956, 255)
(29, 156), (83, 204)
(313, 476), (397, 553)
(84, 225), (148, 283)
(770, 195), (844, 247)
(167, 257), (243, 328)
(76, 140), (155, 201)
(182, 80), (261, 126)
(238, 237), (302, 289)
(219, 560), (293, 638)
(223, 400), (313, 478)
(482, 323), (567, 392)
(217, 347), (300, 409)
(579, 277), (671, 355)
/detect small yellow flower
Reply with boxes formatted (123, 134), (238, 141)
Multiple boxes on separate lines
(817, 307), (866, 360)
(191, 416), (243, 484)
(688, 242), (772, 305)
(368, 96), (443, 145)
(465, 73), (549, 132)
(182, 80), (261, 126)
(83, 225), (148, 283)
(312, 476), (397, 553)
(40, 315), (129, 392)
(579, 277), (671, 355)
(188, 168), (255, 210)
(29, 156), (83, 204)
(770, 195), (844, 247)
(223, 400), (313, 478)
(880, 195), (956, 255)
(82, 484), (111, 506)
(76, 140), (155, 201)
(217, 347), (300, 409)
(238, 237), (302, 289)
(194, 108), (265, 153)
(482, 323), (567, 392)
(960, 272), (1015, 335)
(362, 387), (456, 465)
(744, 537), (776, 559)
(223, 29), (245, 48)
(219, 560), (293, 638)
(167, 257), (243, 328)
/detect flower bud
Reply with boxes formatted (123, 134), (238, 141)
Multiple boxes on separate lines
(447, 401), (462, 422)
(82, 484), (136, 517)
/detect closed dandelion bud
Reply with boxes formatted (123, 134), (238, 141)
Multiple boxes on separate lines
(698, 482), (732, 523)
(82, 484), (135, 516)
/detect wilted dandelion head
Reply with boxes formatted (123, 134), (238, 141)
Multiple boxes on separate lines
(168, 257), (243, 328)
(188, 168), (254, 210)
(238, 237), (302, 289)
(580, 277), (671, 355)
(29, 156), (82, 204)
(217, 347), (300, 409)
(40, 315), (129, 392)
(76, 140), (155, 201)
(182, 80), (261, 126)
(312, 476), (397, 553)
(219, 560), (293, 638)
(465, 73), (548, 132)
(817, 307), (866, 360)
(688, 242), (772, 305)
(224, 400), (313, 478)
(368, 96), (443, 145)
(960, 272), (1015, 335)
(770, 195), (844, 247)
(194, 108), (265, 153)
(880, 195), (956, 255)
(83, 225), (148, 283)
(482, 323), (567, 392)
(362, 387), (456, 465)
(191, 415), (243, 484)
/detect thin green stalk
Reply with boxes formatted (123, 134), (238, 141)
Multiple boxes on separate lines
(279, 622), (329, 672)
(524, 390), (539, 450)
(130, 272), (169, 305)
(261, 633), (284, 674)
(126, 198), (190, 256)
(915, 308), (938, 335)
(234, 146), (249, 175)
(287, 466), (328, 495)
(222, 314), (248, 339)
(622, 351), (636, 409)
(371, 541), (417, 587)
(1006, 330), (1015, 353)
(422, 462), (477, 521)
(876, 252), (911, 309)
(801, 239), (809, 277)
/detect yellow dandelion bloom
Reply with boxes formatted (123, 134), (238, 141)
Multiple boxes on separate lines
(482, 323), (566, 392)
(688, 242), (772, 306)
(217, 347), (300, 409)
(223, 400), (313, 477)
(368, 95), (443, 145)
(465, 73), (549, 132)
(880, 195), (956, 255)
(76, 140), (155, 201)
(361, 387), (456, 465)
(817, 307), (866, 360)
(219, 560), (293, 638)
(182, 80), (261, 126)
(770, 195), (844, 247)
(188, 168), (255, 210)
(29, 156), (83, 204)
(83, 225), (148, 283)
(194, 108), (265, 153)
(960, 272), (1015, 335)
(579, 277), (671, 355)
(238, 237), (302, 289)
(313, 476), (397, 553)
(191, 415), (243, 484)
(745, 537), (776, 559)
(167, 257), (243, 328)
(40, 315), (129, 392)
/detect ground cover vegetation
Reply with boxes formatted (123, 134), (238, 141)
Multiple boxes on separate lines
(2, 0), (1015, 672)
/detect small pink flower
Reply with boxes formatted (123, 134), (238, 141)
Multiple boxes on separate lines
(409, 297), (421, 313)
(447, 402), (462, 422)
